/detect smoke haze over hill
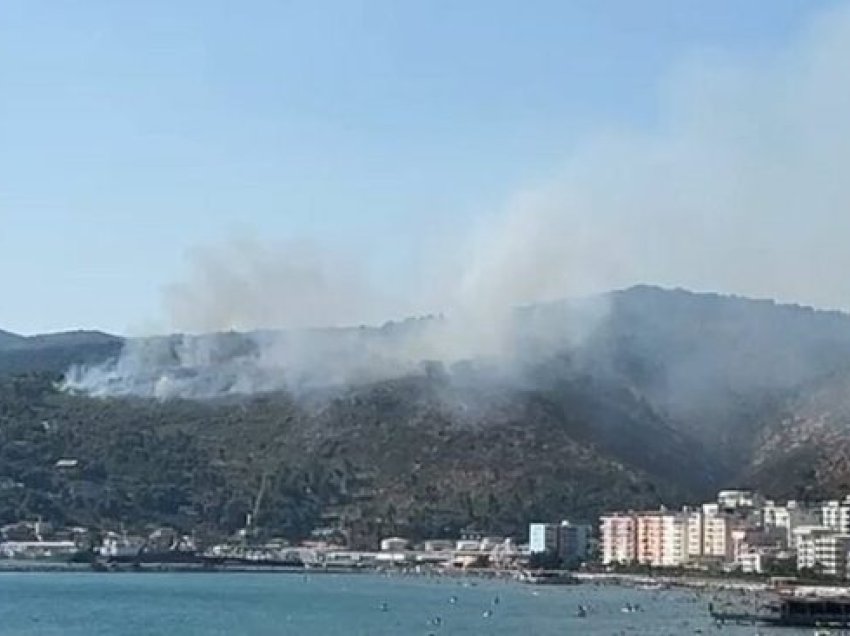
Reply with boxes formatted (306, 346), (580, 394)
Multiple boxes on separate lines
(63, 2), (850, 399)
(159, 2), (850, 338)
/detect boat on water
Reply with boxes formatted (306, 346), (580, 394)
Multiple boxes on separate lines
(711, 594), (850, 628)
(517, 570), (579, 585)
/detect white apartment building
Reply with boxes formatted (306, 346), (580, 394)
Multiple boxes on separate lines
(820, 497), (850, 534)
(737, 547), (766, 574)
(687, 509), (704, 559)
(529, 523), (558, 555)
(599, 510), (690, 567)
(762, 500), (818, 546)
(795, 525), (850, 577)
(635, 511), (689, 567)
(814, 534), (850, 577)
(702, 504), (734, 561)
(600, 514), (636, 565)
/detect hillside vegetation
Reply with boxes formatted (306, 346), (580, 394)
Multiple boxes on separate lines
(4, 286), (850, 545)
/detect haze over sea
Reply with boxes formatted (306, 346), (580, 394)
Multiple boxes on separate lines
(0, 572), (808, 635)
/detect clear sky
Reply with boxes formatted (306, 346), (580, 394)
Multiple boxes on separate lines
(0, 0), (842, 335)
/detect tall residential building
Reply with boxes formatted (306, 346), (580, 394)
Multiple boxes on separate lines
(528, 523), (558, 555)
(635, 511), (689, 567)
(702, 503), (734, 561)
(557, 521), (591, 561)
(529, 520), (591, 560)
(814, 534), (850, 578)
(795, 525), (850, 577)
(686, 509), (704, 559)
(600, 514), (637, 565)
(820, 497), (850, 534)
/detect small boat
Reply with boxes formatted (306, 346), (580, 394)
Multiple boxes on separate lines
(519, 570), (578, 585)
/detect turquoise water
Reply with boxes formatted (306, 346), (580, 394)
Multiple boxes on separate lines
(0, 572), (808, 635)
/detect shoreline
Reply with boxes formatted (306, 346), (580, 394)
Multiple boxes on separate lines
(4, 559), (850, 600)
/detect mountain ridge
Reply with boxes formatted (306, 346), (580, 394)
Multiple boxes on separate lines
(3, 285), (850, 543)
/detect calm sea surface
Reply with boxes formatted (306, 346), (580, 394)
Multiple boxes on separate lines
(0, 571), (812, 635)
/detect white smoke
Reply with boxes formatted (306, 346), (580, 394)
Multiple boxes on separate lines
(466, 2), (850, 310)
(161, 237), (397, 333)
(65, 2), (850, 398)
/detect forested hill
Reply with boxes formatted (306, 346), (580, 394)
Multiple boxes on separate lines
(0, 329), (121, 376)
(0, 370), (703, 546)
(4, 286), (850, 545)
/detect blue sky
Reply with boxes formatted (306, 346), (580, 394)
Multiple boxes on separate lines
(0, 0), (840, 334)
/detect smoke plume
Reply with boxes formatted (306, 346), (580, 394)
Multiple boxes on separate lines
(65, 2), (850, 398)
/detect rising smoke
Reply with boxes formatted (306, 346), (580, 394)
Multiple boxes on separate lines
(65, 2), (850, 399)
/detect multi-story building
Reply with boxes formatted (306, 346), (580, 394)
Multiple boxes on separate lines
(557, 521), (591, 561)
(636, 510), (690, 567)
(795, 525), (850, 577)
(600, 509), (689, 567)
(686, 509), (704, 559)
(528, 523), (558, 555)
(600, 514), (637, 565)
(529, 520), (591, 561)
(814, 533), (850, 577)
(702, 504), (734, 561)
(762, 500), (818, 546)
(820, 497), (850, 534)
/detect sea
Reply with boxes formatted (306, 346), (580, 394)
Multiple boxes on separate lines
(0, 571), (813, 635)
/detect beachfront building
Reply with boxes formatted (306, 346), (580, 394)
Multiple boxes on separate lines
(0, 540), (78, 559)
(820, 497), (850, 534)
(686, 509), (704, 559)
(557, 521), (592, 561)
(813, 533), (850, 577)
(529, 523), (558, 555)
(702, 504), (735, 561)
(600, 509), (689, 567)
(529, 520), (591, 561)
(635, 510), (689, 567)
(794, 525), (850, 577)
(379, 537), (409, 552)
(600, 513), (637, 565)
(422, 540), (454, 553)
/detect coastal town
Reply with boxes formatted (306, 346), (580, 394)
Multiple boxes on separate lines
(6, 488), (850, 584)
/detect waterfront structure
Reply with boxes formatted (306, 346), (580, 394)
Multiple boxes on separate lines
(599, 490), (840, 574)
(794, 525), (850, 576)
(820, 497), (850, 534)
(558, 521), (591, 561)
(379, 537), (409, 552)
(636, 510), (689, 567)
(702, 504), (735, 561)
(99, 532), (145, 559)
(600, 513), (636, 565)
(686, 509), (704, 559)
(0, 540), (77, 559)
(528, 520), (591, 561)
(528, 523), (558, 554)
(422, 539), (454, 552)
(600, 509), (689, 567)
